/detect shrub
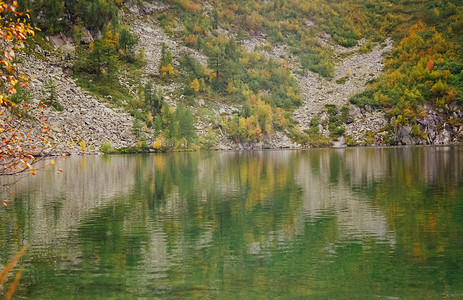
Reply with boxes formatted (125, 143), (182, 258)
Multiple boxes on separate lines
(349, 90), (379, 107)
(329, 126), (345, 138)
(335, 76), (348, 84)
(99, 141), (112, 153)
(199, 127), (216, 149)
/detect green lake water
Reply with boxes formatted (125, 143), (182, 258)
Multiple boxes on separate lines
(1, 147), (463, 299)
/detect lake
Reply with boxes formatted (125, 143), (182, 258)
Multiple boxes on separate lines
(1, 147), (463, 299)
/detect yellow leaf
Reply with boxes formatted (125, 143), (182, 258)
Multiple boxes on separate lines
(50, 159), (54, 165)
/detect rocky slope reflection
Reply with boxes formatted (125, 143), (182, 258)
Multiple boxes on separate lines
(1, 155), (151, 247)
(3, 148), (461, 252)
(2, 147), (463, 298)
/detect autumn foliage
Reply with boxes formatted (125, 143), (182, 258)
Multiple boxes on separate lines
(0, 0), (35, 96)
(426, 59), (434, 72)
(1, 1), (51, 184)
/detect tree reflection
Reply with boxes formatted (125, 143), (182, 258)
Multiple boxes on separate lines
(1, 147), (463, 298)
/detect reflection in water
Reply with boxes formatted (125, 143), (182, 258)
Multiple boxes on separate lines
(1, 155), (148, 247)
(294, 148), (394, 245)
(1, 147), (463, 299)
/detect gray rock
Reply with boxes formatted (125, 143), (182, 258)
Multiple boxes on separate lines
(81, 27), (94, 44)
(395, 125), (415, 145)
(435, 128), (451, 145)
(332, 136), (346, 148)
(349, 105), (361, 119)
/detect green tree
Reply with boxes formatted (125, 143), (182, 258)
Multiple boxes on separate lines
(207, 45), (225, 83)
(77, 0), (118, 30)
(212, 9), (219, 29)
(119, 26), (138, 59)
(144, 82), (162, 115)
(41, 0), (66, 34)
(86, 31), (119, 76)
(154, 117), (162, 136)
(177, 103), (197, 144)
(168, 103), (197, 145)
(160, 43), (173, 67)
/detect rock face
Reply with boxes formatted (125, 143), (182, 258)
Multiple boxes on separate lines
(21, 51), (136, 154)
(394, 125), (420, 145)
(409, 104), (459, 145)
(344, 109), (388, 145)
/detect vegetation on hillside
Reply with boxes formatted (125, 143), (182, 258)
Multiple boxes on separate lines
(347, 0), (463, 143)
(12, 0), (463, 147)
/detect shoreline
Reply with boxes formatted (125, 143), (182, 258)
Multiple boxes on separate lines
(44, 142), (463, 157)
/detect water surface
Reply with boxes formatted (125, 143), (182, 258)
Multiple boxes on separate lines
(1, 147), (463, 299)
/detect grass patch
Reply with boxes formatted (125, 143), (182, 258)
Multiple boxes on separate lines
(73, 72), (132, 106)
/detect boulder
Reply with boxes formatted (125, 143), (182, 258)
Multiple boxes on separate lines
(81, 27), (94, 44)
(394, 125), (415, 145)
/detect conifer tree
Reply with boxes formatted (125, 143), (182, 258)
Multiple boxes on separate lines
(145, 82), (162, 115)
(212, 9), (219, 29)
(208, 45), (225, 82)
(119, 27), (138, 59)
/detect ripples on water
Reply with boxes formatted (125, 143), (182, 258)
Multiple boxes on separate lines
(1, 147), (463, 299)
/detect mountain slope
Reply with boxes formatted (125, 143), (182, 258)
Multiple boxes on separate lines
(5, 0), (463, 151)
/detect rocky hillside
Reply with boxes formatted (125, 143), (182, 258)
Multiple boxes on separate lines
(21, 51), (136, 154)
(11, 0), (463, 152)
(34, 13), (387, 151)
(293, 39), (393, 130)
